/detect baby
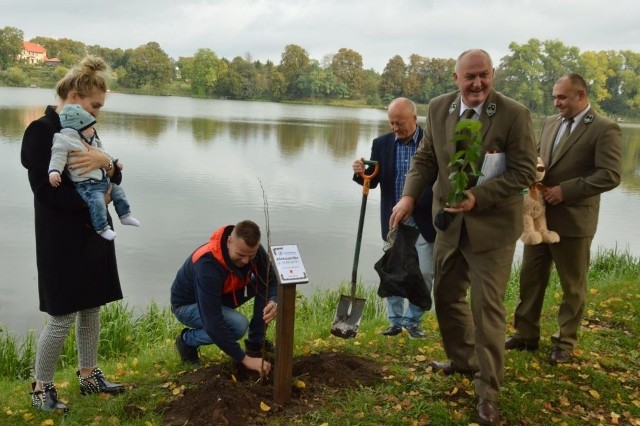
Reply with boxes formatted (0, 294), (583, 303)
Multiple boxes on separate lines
(48, 104), (139, 240)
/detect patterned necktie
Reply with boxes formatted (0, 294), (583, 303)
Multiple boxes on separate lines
(461, 108), (476, 121)
(456, 108), (477, 151)
(552, 117), (574, 161)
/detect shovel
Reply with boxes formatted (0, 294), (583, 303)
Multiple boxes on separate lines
(331, 159), (379, 339)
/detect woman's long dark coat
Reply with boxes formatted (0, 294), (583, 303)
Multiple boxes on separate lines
(21, 106), (123, 316)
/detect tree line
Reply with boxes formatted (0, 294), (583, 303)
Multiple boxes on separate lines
(1, 25), (638, 118)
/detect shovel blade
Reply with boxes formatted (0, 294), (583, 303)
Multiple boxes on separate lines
(330, 295), (366, 339)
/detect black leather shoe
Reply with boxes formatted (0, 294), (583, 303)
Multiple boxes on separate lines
(505, 335), (539, 351)
(477, 397), (499, 425)
(550, 347), (573, 365)
(77, 368), (125, 395)
(403, 325), (427, 339)
(381, 325), (402, 336)
(175, 328), (201, 365)
(429, 361), (477, 377)
(30, 382), (68, 413)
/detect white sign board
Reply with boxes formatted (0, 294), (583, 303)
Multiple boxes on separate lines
(270, 244), (309, 285)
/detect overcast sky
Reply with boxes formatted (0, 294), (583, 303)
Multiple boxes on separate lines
(3, 0), (639, 72)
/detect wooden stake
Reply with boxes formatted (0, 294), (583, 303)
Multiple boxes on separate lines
(273, 283), (296, 405)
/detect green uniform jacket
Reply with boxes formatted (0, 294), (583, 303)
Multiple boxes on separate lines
(403, 89), (537, 251)
(539, 109), (622, 237)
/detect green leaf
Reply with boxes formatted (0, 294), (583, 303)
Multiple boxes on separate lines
(445, 119), (484, 205)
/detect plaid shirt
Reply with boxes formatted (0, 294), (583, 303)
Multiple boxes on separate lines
(394, 128), (420, 204)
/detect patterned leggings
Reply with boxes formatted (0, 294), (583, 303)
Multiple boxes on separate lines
(34, 307), (100, 383)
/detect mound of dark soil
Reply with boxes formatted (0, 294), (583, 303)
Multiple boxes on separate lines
(159, 352), (383, 426)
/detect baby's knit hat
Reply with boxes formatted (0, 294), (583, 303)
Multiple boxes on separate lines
(59, 104), (96, 132)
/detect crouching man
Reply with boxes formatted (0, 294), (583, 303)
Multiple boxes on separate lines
(170, 220), (278, 374)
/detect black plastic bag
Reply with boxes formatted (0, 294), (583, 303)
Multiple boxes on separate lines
(374, 223), (432, 311)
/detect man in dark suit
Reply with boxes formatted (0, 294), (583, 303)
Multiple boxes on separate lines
(352, 97), (435, 339)
(390, 50), (537, 426)
(505, 73), (623, 365)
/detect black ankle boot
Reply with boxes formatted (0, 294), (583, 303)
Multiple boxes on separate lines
(77, 367), (125, 395)
(30, 382), (69, 413)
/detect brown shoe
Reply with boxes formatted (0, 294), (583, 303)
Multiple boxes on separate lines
(477, 397), (499, 425)
(428, 361), (477, 377)
(505, 335), (539, 351)
(550, 347), (573, 365)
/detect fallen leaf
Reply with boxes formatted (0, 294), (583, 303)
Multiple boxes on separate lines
(611, 411), (620, 424)
(260, 401), (271, 411)
(294, 379), (306, 389)
(589, 389), (601, 399)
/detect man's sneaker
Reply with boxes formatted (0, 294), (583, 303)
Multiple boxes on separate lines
(381, 324), (403, 336)
(244, 339), (274, 357)
(404, 325), (427, 339)
(175, 328), (201, 365)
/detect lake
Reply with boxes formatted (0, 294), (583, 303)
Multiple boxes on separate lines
(1, 87), (639, 336)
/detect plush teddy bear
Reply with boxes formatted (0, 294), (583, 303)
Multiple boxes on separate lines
(520, 157), (560, 245)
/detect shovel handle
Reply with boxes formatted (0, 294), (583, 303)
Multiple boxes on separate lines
(358, 159), (379, 196)
(349, 160), (378, 299)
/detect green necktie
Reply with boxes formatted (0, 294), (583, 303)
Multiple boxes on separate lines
(552, 117), (574, 161)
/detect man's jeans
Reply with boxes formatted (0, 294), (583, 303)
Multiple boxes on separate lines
(386, 217), (435, 327)
(75, 178), (131, 233)
(173, 303), (248, 348)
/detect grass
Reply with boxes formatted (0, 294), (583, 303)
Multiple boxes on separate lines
(0, 248), (639, 425)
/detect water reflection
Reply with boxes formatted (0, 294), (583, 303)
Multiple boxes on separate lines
(189, 118), (222, 144)
(619, 128), (640, 190)
(101, 114), (169, 141)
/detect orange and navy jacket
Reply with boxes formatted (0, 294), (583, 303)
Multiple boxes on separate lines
(170, 225), (277, 361)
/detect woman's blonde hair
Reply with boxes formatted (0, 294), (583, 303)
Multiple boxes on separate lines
(55, 55), (110, 101)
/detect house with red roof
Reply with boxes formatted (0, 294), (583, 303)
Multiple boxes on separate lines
(44, 57), (61, 67)
(20, 41), (61, 66)
(21, 42), (47, 64)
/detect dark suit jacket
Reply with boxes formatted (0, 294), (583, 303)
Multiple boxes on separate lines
(403, 90), (537, 252)
(354, 126), (436, 243)
(539, 108), (622, 237)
